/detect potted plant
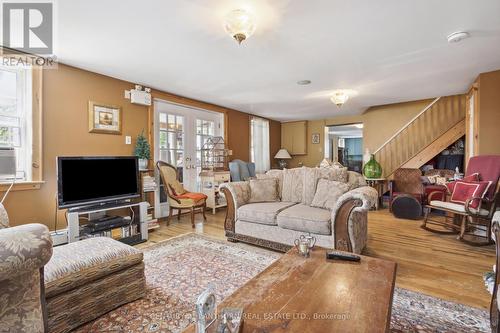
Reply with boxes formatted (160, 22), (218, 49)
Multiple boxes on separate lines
(134, 131), (151, 170)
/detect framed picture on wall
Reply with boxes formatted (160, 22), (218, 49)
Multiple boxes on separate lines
(88, 101), (122, 135)
(312, 133), (320, 144)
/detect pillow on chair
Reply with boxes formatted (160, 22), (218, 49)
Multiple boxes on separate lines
(450, 180), (492, 209)
(446, 173), (480, 194)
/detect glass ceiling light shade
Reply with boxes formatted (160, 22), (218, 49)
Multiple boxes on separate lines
(224, 9), (256, 44)
(331, 91), (350, 108)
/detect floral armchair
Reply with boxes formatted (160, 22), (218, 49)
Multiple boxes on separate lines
(0, 204), (53, 332)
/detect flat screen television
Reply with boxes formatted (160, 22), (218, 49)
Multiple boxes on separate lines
(57, 156), (140, 209)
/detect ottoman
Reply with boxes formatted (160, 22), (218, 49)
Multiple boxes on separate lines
(44, 237), (146, 333)
(391, 194), (423, 220)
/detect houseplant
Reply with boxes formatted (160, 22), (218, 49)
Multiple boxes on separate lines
(134, 131), (151, 170)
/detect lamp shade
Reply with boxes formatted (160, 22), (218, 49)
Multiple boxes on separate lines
(274, 149), (292, 159)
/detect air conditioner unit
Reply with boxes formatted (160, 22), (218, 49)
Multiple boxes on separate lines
(130, 89), (152, 106)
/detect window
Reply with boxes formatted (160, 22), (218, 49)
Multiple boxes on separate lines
(250, 117), (270, 173)
(158, 113), (184, 182)
(0, 64), (32, 181)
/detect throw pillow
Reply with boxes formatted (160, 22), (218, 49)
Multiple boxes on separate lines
(282, 167), (305, 203)
(248, 178), (279, 203)
(317, 166), (348, 183)
(319, 159), (332, 168)
(347, 171), (367, 191)
(446, 173), (480, 194)
(450, 180), (492, 209)
(311, 179), (351, 210)
(257, 169), (284, 199)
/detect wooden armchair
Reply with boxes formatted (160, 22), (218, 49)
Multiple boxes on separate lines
(421, 155), (500, 245)
(157, 161), (207, 227)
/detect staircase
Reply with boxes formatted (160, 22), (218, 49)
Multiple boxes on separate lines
(373, 94), (466, 178)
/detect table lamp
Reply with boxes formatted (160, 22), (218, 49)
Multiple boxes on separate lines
(274, 149), (292, 169)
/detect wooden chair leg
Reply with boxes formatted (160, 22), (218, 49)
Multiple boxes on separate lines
(421, 207), (430, 228)
(178, 209), (182, 221)
(458, 215), (466, 240)
(202, 202), (207, 221)
(167, 206), (173, 226)
(190, 207), (195, 228)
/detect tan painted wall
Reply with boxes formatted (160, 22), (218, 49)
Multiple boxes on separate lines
(287, 99), (434, 167)
(477, 69), (500, 155)
(2, 64), (280, 228)
(362, 99), (434, 153)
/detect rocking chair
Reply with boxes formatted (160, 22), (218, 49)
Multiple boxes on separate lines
(421, 155), (500, 246)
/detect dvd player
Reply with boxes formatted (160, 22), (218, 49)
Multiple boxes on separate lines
(85, 216), (130, 233)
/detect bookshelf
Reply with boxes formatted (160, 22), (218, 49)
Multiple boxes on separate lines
(200, 170), (230, 214)
(139, 169), (160, 231)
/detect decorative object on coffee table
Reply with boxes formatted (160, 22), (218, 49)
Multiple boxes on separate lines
(195, 284), (217, 333)
(363, 154), (382, 178)
(88, 101), (122, 135)
(134, 130), (151, 170)
(274, 148), (291, 169)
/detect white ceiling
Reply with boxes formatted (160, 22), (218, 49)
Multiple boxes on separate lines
(56, 0), (500, 121)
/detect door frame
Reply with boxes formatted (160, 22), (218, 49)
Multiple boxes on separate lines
(153, 98), (224, 218)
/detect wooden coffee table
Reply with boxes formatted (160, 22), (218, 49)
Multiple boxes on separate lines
(184, 248), (397, 333)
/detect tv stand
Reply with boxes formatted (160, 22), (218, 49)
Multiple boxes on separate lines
(67, 201), (148, 244)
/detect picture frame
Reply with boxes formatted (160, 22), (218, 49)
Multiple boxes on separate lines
(88, 101), (122, 135)
(312, 133), (320, 144)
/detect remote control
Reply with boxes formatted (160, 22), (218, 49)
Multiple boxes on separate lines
(326, 250), (361, 262)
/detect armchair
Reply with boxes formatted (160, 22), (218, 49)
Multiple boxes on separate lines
(0, 205), (53, 332)
(421, 155), (500, 245)
(157, 161), (207, 227)
(228, 159), (256, 181)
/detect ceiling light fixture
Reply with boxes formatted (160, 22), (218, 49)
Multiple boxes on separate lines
(224, 9), (256, 44)
(447, 31), (470, 44)
(331, 90), (350, 108)
(297, 80), (311, 85)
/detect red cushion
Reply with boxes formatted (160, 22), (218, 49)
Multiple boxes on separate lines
(466, 156), (500, 200)
(446, 173), (479, 194)
(450, 180), (492, 209)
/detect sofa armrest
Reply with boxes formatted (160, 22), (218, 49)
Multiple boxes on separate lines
(0, 223), (53, 281)
(331, 186), (378, 253)
(220, 182), (250, 232)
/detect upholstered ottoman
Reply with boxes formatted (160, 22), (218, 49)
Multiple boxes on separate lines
(44, 237), (146, 333)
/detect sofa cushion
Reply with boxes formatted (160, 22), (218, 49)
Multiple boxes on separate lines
(317, 166), (348, 183)
(238, 202), (297, 226)
(277, 204), (331, 235)
(44, 237), (143, 298)
(429, 200), (490, 216)
(311, 179), (351, 209)
(249, 178), (279, 203)
(282, 167), (304, 203)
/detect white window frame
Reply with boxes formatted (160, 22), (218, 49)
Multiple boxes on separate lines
(0, 64), (32, 182)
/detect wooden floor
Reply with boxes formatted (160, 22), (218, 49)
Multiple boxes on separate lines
(137, 208), (495, 310)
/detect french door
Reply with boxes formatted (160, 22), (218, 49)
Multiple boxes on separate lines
(153, 99), (223, 217)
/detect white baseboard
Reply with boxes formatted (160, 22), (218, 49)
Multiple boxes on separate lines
(50, 229), (68, 246)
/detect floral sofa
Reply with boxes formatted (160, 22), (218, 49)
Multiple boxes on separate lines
(220, 167), (378, 254)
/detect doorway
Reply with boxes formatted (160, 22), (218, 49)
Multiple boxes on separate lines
(153, 99), (224, 217)
(324, 123), (364, 172)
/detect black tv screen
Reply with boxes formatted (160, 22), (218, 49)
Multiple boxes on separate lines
(57, 156), (140, 208)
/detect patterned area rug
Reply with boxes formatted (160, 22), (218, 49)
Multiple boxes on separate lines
(75, 233), (489, 333)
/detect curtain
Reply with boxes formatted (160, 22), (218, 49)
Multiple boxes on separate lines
(250, 117), (270, 173)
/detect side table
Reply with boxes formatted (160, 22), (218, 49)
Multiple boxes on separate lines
(365, 177), (386, 210)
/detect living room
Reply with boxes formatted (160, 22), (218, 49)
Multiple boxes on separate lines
(1, 1), (500, 332)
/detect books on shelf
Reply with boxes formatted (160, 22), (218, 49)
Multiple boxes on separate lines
(147, 218), (160, 230)
(142, 175), (157, 192)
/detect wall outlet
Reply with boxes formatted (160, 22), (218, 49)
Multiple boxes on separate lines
(125, 136), (132, 144)
(124, 90), (131, 99)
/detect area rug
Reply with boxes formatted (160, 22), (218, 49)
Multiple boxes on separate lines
(75, 233), (489, 333)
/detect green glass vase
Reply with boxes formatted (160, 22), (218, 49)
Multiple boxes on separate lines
(363, 155), (382, 178)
